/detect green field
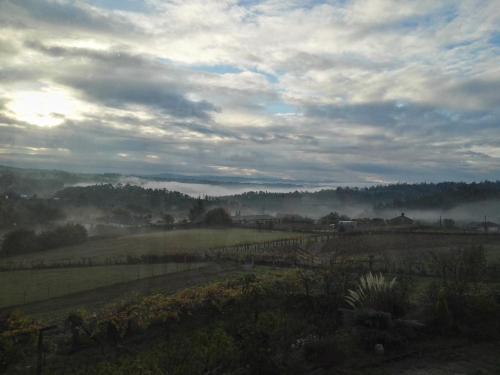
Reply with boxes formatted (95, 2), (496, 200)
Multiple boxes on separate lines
(0, 228), (303, 268)
(0, 262), (207, 308)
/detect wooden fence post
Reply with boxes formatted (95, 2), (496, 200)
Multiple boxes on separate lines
(368, 255), (374, 272)
(36, 325), (57, 375)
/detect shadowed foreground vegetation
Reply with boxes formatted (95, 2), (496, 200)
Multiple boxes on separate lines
(2, 243), (500, 375)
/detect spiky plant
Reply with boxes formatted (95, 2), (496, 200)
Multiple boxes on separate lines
(345, 272), (398, 312)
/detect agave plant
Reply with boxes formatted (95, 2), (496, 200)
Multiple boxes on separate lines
(345, 272), (398, 312)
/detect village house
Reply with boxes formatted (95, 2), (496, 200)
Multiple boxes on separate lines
(231, 214), (279, 226)
(388, 213), (414, 226)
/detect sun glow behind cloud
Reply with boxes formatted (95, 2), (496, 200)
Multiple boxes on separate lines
(6, 89), (81, 127)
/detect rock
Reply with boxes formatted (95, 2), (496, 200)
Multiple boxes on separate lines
(374, 343), (385, 355)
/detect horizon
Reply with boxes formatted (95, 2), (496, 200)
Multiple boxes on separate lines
(3, 163), (500, 198)
(1, 1), (499, 183)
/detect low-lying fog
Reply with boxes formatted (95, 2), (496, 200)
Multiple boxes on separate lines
(323, 201), (500, 224)
(399, 201), (500, 224)
(69, 178), (500, 224)
(71, 177), (375, 197)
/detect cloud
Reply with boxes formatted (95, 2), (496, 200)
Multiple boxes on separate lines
(64, 75), (217, 119)
(0, 0), (142, 36)
(0, 0), (499, 183)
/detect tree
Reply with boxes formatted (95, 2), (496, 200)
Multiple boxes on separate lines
(38, 224), (87, 249)
(204, 208), (232, 226)
(189, 198), (206, 222)
(1, 224), (88, 256)
(1, 228), (39, 256)
(163, 213), (175, 225)
(281, 214), (314, 224)
(442, 218), (455, 229)
(318, 212), (350, 225)
(111, 207), (133, 224)
(318, 212), (340, 225)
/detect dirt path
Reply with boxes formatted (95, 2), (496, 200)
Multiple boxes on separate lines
(380, 341), (500, 375)
(0, 262), (244, 324)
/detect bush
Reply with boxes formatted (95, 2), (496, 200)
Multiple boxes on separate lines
(428, 246), (486, 288)
(0, 312), (40, 373)
(457, 292), (500, 339)
(423, 282), (500, 339)
(345, 272), (410, 316)
(303, 332), (356, 367)
(422, 246), (496, 338)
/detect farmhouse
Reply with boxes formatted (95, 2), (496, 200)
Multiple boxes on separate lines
(336, 220), (357, 232)
(388, 213), (414, 226)
(355, 217), (386, 229)
(467, 221), (500, 233)
(231, 214), (278, 225)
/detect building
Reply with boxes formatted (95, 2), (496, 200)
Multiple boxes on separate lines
(388, 213), (414, 226)
(231, 214), (278, 225)
(336, 220), (357, 232)
(467, 221), (500, 233)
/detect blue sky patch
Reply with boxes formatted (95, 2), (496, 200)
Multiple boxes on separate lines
(489, 32), (500, 46)
(86, 0), (148, 12)
(265, 101), (295, 114)
(190, 65), (243, 74)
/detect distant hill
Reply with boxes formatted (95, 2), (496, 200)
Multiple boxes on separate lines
(2, 165), (500, 219)
(222, 181), (500, 211)
(0, 164), (119, 197)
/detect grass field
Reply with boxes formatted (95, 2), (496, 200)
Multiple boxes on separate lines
(0, 262), (207, 308)
(0, 228), (303, 268)
(319, 232), (500, 263)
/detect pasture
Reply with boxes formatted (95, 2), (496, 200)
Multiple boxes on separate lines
(0, 228), (303, 268)
(0, 262), (207, 308)
(318, 232), (500, 261)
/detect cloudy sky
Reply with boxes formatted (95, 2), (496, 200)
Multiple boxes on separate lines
(0, 0), (499, 183)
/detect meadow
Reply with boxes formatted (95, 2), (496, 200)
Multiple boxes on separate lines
(0, 228), (302, 268)
(0, 262), (207, 308)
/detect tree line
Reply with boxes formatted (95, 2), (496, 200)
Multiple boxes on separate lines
(1, 224), (88, 257)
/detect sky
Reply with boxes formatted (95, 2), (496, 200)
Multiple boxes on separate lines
(0, 0), (499, 184)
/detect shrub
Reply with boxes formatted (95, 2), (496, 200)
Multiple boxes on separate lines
(303, 336), (343, 367)
(423, 282), (500, 339)
(457, 292), (500, 339)
(0, 312), (40, 373)
(302, 328), (363, 368)
(345, 272), (409, 316)
(427, 246), (486, 288)
(421, 246), (497, 338)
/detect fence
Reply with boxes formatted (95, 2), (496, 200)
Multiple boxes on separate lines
(2, 231), (499, 281)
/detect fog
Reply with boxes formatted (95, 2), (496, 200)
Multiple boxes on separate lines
(68, 179), (500, 224)
(71, 177), (375, 197)
(397, 200), (500, 224)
